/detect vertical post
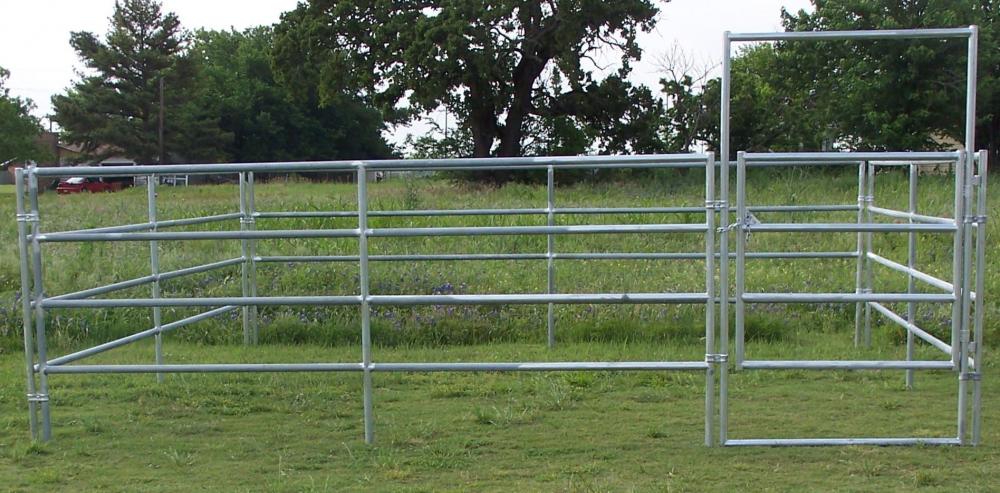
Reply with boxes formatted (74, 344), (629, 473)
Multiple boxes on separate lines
(718, 31), (731, 445)
(853, 162), (867, 347)
(950, 152), (966, 369)
(958, 150), (975, 445)
(734, 151), (746, 369)
(147, 175), (164, 383)
(239, 173), (251, 345)
(905, 164), (917, 389)
(971, 150), (987, 445)
(546, 165), (556, 348)
(964, 26), (978, 158)
(358, 164), (374, 444)
(704, 153), (716, 447)
(863, 162), (874, 347)
(28, 169), (52, 441)
(15, 169), (39, 440)
(960, 25), (978, 446)
(247, 172), (259, 344)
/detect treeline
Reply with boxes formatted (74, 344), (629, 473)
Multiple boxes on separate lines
(47, 0), (392, 165)
(1, 0), (996, 173)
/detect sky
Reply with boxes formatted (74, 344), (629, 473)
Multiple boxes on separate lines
(0, 0), (813, 144)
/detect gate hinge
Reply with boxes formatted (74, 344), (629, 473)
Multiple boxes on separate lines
(858, 195), (874, 204)
(26, 393), (49, 403)
(705, 353), (728, 364)
(963, 215), (987, 225)
(16, 213), (38, 223)
(960, 372), (981, 382)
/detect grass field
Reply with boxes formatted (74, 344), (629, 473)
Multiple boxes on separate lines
(0, 168), (997, 491)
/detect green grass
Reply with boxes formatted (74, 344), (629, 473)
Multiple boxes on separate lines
(0, 169), (997, 491)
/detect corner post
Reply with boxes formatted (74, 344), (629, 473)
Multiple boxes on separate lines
(905, 164), (917, 389)
(958, 150), (975, 445)
(15, 169), (39, 439)
(247, 172), (259, 344)
(239, 172), (251, 345)
(863, 161), (874, 347)
(357, 163), (374, 444)
(853, 162), (867, 346)
(950, 152), (966, 369)
(27, 169), (52, 441)
(147, 175), (164, 383)
(704, 152), (716, 446)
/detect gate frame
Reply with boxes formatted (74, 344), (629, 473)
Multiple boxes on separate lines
(719, 26), (985, 446)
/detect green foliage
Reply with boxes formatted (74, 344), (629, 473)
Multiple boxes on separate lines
(0, 67), (48, 163)
(51, 0), (228, 164)
(700, 44), (830, 158)
(191, 27), (393, 163)
(701, 0), (998, 161)
(273, 0), (661, 161)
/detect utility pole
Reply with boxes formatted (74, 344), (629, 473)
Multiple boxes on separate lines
(158, 77), (165, 165)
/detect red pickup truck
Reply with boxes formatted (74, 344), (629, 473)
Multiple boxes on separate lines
(56, 177), (124, 194)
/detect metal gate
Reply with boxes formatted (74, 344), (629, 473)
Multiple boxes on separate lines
(15, 27), (987, 447)
(717, 26), (986, 446)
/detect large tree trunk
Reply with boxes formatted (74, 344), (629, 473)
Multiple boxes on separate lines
(468, 79), (497, 158)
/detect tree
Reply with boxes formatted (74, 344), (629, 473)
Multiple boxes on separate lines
(0, 67), (49, 163)
(698, 44), (830, 159)
(272, 0), (660, 159)
(779, 0), (998, 165)
(52, 0), (227, 164)
(700, 1), (997, 163)
(191, 27), (393, 163)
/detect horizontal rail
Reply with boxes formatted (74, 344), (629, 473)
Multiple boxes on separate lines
(29, 154), (710, 177)
(43, 296), (363, 308)
(745, 205), (858, 212)
(868, 302), (952, 354)
(372, 362), (708, 372)
(866, 253), (976, 302)
(51, 212), (243, 235)
(38, 229), (361, 242)
(369, 293), (707, 305)
(257, 206), (706, 218)
(254, 204), (856, 219)
(41, 292), (708, 308)
(740, 360), (954, 370)
(724, 438), (960, 447)
(866, 253), (952, 293)
(44, 306), (239, 367)
(38, 224), (707, 242)
(745, 223), (956, 233)
(868, 206), (955, 225)
(741, 293), (955, 303)
(742, 151), (961, 162)
(255, 251), (858, 263)
(43, 361), (709, 374)
(47, 257), (245, 301)
(367, 224), (706, 237)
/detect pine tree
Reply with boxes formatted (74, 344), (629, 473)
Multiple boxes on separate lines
(52, 0), (228, 164)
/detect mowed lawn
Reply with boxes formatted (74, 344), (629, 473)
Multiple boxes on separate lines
(0, 168), (998, 491)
